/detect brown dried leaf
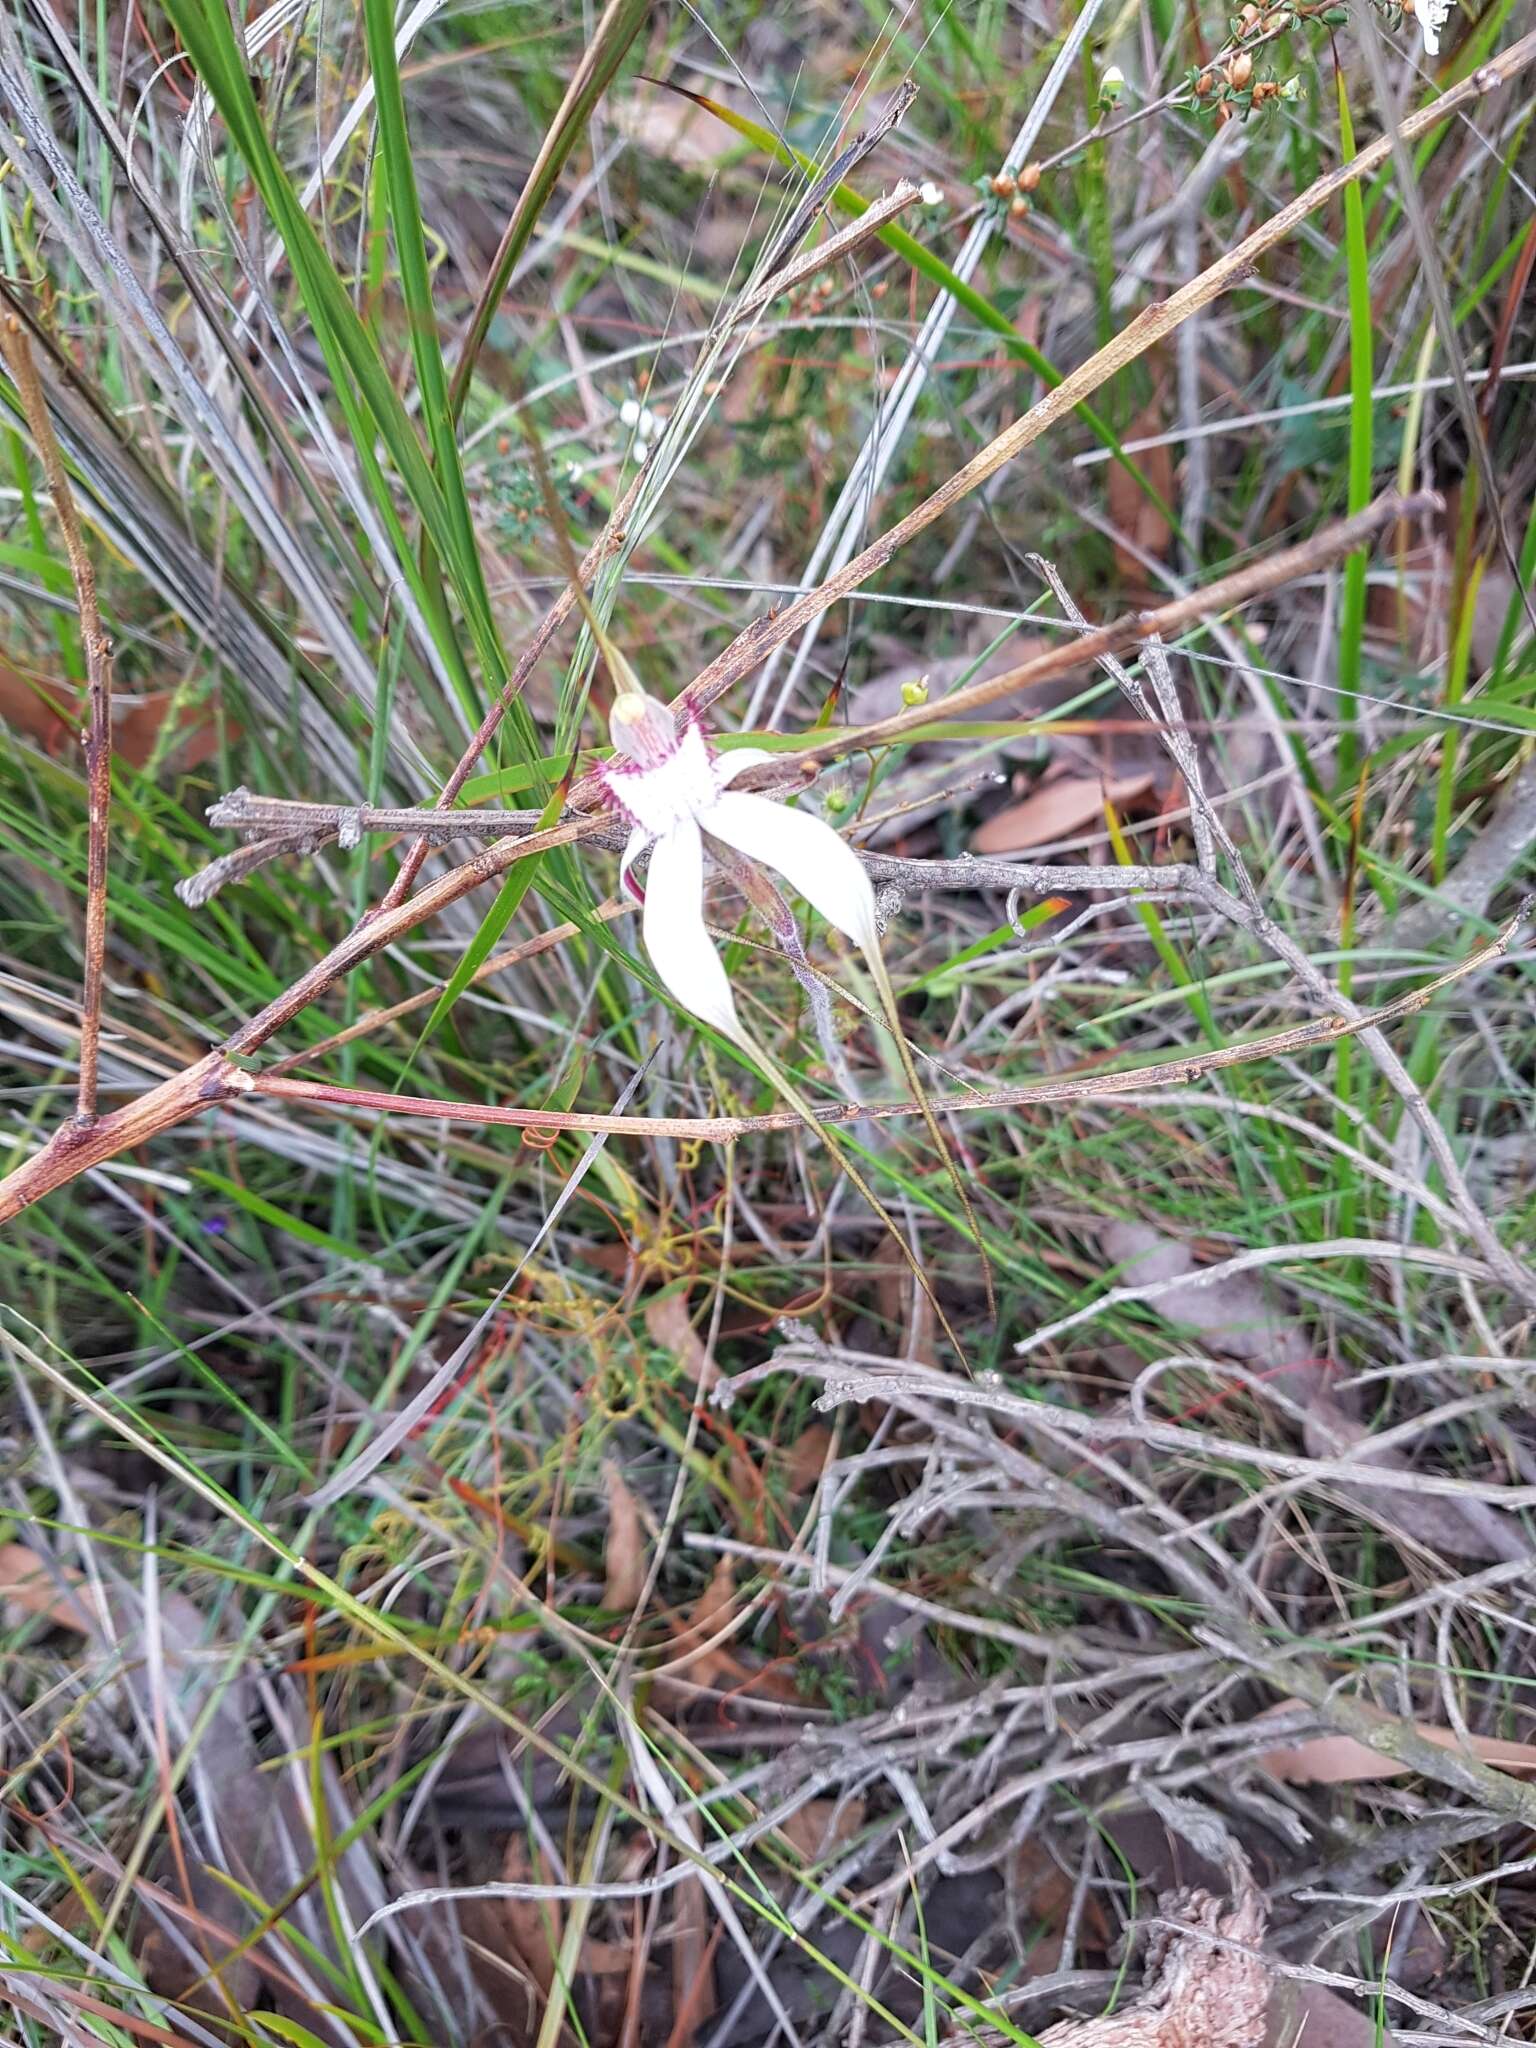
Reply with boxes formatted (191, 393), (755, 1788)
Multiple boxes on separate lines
(1255, 1699), (1536, 1785)
(1265, 1979), (1397, 2048)
(1010, 1836), (1080, 1977)
(780, 1424), (834, 1498)
(1301, 1396), (1528, 1564)
(871, 1239), (938, 1366)
(130, 1591), (369, 2036)
(669, 1555), (737, 1680)
(613, 89), (733, 168)
(723, 1448), (768, 1543)
(500, 1837), (561, 1998)
(667, 1877), (716, 2048)
(645, 1292), (714, 1388)
(972, 771), (1153, 855)
(602, 1459), (647, 1614)
(0, 662), (73, 752)
(1099, 1223), (1527, 1564)
(1108, 401), (1174, 583)
(0, 1540), (94, 1632)
(779, 1796), (867, 1863)
(0, 665), (225, 769)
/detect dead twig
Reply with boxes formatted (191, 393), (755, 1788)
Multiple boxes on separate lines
(242, 901), (1527, 1137)
(5, 49), (1528, 1221)
(1, 314), (113, 1124)
(0, 814), (603, 1221)
(183, 488), (1439, 907)
(645, 30), (1536, 731)
(769, 490), (1440, 774)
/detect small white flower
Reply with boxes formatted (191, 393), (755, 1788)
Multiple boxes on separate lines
(618, 398), (661, 441)
(1413, 0), (1452, 54)
(597, 690), (877, 1039)
(919, 180), (944, 207)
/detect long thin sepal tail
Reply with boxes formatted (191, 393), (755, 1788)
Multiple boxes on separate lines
(864, 944), (996, 1323)
(729, 1019), (970, 1366)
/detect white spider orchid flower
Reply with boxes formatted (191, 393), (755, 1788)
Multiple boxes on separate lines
(597, 689), (877, 1040)
(1411, 0), (1452, 54)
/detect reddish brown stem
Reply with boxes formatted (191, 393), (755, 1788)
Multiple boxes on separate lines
(0, 494), (1445, 1223)
(226, 814), (602, 1057)
(0, 817), (602, 1223)
(2, 315), (114, 1125)
(247, 908), (1529, 1140)
(0, 1054), (241, 1221)
(6, 29), (1533, 1220)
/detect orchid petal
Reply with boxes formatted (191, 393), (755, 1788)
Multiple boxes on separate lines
(713, 746), (777, 791)
(1416, 0), (1450, 50)
(619, 825), (650, 903)
(701, 791), (879, 952)
(643, 821), (741, 1038)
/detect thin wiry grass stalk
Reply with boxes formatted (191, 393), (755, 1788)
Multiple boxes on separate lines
(1352, 0), (1536, 644)
(751, 0), (1109, 727)
(0, 10), (389, 781)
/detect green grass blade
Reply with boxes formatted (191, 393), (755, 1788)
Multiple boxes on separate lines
(450, 0), (650, 417)
(360, 0), (480, 601)
(1432, 558), (1485, 881)
(1335, 69), (1375, 796)
(414, 782), (569, 1051)
(163, 0), (536, 755)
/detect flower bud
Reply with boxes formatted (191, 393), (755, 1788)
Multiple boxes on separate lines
(1226, 50), (1253, 85)
(901, 676), (930, 708)
(609, 691), (676, 766)
(1019, 160), (1043, 191)
(990, 170), (1017, 197)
